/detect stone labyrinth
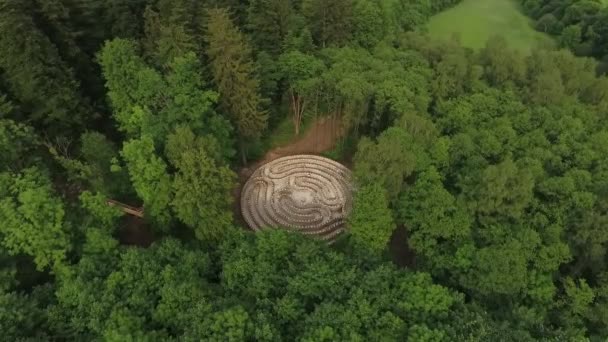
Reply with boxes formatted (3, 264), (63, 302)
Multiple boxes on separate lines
(241, 155), (353, 242)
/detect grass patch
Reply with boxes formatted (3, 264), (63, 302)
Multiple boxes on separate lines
(265, 116), (299, 150)
(261, 115), (314, 153)
(427, 0), (554, 53)
(321, 134), (357, 163)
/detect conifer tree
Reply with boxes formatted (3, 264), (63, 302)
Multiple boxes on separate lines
(247, 0), (294, 55)
(0, 0), (90, 134)
(205, 8), (268, 164)
(142, 0), (204, 67)
(302, 0), (354, 47)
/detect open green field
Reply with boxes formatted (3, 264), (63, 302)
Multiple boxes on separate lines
(427, 0), (554, 53)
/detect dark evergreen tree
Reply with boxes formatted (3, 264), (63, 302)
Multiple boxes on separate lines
(0, 0), (91, 134)
(205, 8), (268, 164)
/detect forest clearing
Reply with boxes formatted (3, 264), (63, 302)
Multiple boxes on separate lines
(427, 0), (554, 51)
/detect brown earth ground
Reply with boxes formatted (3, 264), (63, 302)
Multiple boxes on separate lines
(233, 115), (345, 227)
(240, 115), (344, 180)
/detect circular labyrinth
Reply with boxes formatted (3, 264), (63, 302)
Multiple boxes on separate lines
(241, 155), (353, 242)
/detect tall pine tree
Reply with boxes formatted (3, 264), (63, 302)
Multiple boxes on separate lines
(247, 0), (294, 55)
(205, 8), (268, 164)
(0, 0), (91, 134)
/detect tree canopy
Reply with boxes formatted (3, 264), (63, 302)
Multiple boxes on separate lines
(1, 0), (608, 339)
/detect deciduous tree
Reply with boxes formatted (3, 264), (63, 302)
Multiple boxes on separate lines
(348, 183), (395, 254)
(121, 136), (172, 227)
(278, 51), (325, 135)
(0, 168), (69, 270)
(168, 128), (237, 241)
(353, 127), (419, 201)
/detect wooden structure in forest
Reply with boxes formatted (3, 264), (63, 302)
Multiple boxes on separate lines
(106, 199), (144, 218)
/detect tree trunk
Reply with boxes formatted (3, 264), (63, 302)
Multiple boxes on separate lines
(239, 138), (247, 165)
(291, 90), (299, 135)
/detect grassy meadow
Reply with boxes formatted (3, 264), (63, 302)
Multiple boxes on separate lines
(427, 0), (554, 53)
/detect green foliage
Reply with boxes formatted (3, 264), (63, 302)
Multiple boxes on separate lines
(54, 238), (213, 339)
(0, 119), (39, 172)
(100, 40), (230, 153)
(278, 50), (325, 134)
(48, 131), (130, 197)
(46, 230), (471, 340)
(98, 38), (164, 137)
(462, 158), (535, 223)
(519, 0), (608, 66)
(352, 0), (386, 48)
(2, 0), (608, 339)
(398, 167), (472, 275)
(205, 8), (268, 163)
(354, 127), (420, 201)
(220, 230), (463, 340)
(164, 53), (233, 159)
(302, 0), (354, 47)
(247, 0), (295, 55)
(79, 191), (123, 229)
(0, 287), (52, 340)
(121, 136), (172, 227)
(560, 24), (582, 50)
(0, 168), (69, 270)
(0, 93), (16, 118)
(0, 0), (90, 133)
(169, 128), (237, 241)
(348, 183), (395, 254)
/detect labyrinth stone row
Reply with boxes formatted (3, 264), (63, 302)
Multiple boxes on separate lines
(240, 155), (353, 242)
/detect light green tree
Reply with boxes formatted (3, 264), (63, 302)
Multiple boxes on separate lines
(168, 128), (237, 241)
(348, 183), (396, 255)
(397, 167), (472, 275)
(278, 51), (325, 135)
(354, 127), (419, 201)
(0, 168), (69, 270)
(121, 136), (172, 227)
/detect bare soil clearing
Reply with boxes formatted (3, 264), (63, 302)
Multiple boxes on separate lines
(241, 115), (344, 179)
(234, 116), (345, 227)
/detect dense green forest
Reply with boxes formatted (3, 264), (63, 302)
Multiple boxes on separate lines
(1, 0), (608, 340)
(520, 0), (608, 72)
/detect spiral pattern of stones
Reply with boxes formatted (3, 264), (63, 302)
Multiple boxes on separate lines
(240, 155), (353, 242)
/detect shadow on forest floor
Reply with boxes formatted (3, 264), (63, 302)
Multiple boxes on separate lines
(118, 215), (155, 247)
(389, 226), (416, 268)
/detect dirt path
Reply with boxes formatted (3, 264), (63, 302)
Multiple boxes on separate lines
(240, 115), (344, 179)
